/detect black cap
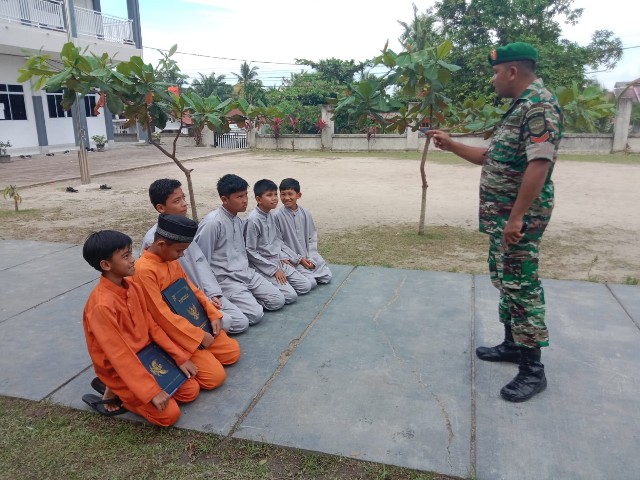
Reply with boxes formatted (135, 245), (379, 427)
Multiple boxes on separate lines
(156, 214), (197, 243)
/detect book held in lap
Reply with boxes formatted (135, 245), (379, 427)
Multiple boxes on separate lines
(162, 278), (214, 335)
(137, 342), (187, 396)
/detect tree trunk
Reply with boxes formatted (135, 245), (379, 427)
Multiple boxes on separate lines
(147, 121), (200, 221)
(14, 197), (19, 212)
(418, 134), (431, 235)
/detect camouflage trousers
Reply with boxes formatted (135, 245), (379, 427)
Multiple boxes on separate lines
(487, 224), (549, 348)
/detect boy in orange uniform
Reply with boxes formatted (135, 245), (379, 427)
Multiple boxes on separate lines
(82, 230), (200, 427)
(133, 214), (241, 391)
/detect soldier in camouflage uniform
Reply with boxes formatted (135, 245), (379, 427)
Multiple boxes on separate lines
(429, 42), (563, 402)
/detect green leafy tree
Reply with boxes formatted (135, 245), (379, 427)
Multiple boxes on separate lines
(295, 58), (366, 85)
(399, 0), (623, 103)
(333, 40), (461, 235)
(191, 72), (233, 99)
(19, 44), (248, 220)
(232, 61), (265, 104)
(555, 82), (615, 133)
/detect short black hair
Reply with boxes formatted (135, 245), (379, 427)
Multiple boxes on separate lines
(513, 60), (536, 74)
(149, 178), (182, 207)
(254, 179), (278, 197)
(217, 174), (249, 197)
(279, 178), (300, 193)
(83, 230), (132, 272)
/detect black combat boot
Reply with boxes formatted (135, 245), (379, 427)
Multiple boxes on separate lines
(476, 324), (522, 363)
(500, 347), (547, 402)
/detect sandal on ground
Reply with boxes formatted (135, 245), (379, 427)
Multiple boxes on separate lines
(66, 186), (78, 193)
(90, 377), (106, 395)
(82, 393), (127, 417)
(99, 184), (112, 190)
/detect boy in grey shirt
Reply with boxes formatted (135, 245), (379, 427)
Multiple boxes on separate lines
(195, 174), (285, 323)
(274, 177), (332, 287)
(244, 179), (313, 304)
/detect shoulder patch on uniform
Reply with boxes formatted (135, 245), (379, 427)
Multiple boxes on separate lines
(525, 107), (547, 137)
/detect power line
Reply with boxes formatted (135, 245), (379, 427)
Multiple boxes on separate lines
(143, 45), (303, 66)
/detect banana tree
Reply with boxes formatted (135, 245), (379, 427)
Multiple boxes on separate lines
(19, 44), (245, 221)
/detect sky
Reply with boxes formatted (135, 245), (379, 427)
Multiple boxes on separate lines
(101, 0), (639, 90)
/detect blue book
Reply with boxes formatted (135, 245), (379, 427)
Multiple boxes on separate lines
(137, 342), (187, 396)
(161, 278), (214, 335)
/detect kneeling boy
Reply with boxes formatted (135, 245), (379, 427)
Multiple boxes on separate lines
(82, 230), (200, 427)
(133, 214), (241, 391)
(142, 178), (249, 334)
(195, 174), (286, 322)
(275, 178), (332, 286)
(244, 179), (313, 303)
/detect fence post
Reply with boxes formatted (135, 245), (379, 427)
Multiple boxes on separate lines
(612, 97), (632, 152)
(247, 127), (256, 148)
(321, 105), (334, 151)
(202, 126), (214, 147)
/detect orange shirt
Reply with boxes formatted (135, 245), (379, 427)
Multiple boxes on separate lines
(83, 276), (191, 405)
(133, 250), (223, 354)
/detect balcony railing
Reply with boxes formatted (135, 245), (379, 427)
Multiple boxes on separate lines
(74, 6), (134, 45)
(0, 0), (65, 32)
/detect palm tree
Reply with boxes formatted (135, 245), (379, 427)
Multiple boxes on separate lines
(398, 3), (441, 51)
(232, 62), (259, 98)
(191, 72), (232, 99)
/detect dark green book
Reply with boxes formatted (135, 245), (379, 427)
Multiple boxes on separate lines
(162, 278), (214, 335)
(137, 342), (187, 396)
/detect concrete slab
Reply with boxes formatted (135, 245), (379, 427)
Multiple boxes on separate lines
(475, 277), (640, 480)
(235, 267), (474, 478)
(0, 244), (98, 322)
(3, 236), (640, 480)
(49, 265), (355, 434)
(608, 283), (640, 328)
(0, 240), (74, 271)
(0, 281), (96, 400)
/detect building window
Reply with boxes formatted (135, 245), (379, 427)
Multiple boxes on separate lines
(84, 94), (99, 117)
(0, 84), (27, 121)
(46, 91), (72, 118)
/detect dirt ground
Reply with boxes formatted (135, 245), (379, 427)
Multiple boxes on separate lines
(1, 151), (639, 283)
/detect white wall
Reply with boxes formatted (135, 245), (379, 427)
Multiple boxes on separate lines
(0, 55), (39, 152)
(87, 113), (107, 147)
(42, 97), (75, 146)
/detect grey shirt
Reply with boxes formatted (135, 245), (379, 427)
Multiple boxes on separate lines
(243, 207), (299, 276)
(195, 206), (256, 294)
(273, 205), (321, 263)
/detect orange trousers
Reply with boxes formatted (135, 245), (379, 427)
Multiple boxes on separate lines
(191, 331), (241, 390)
(120, 377), (200, 427)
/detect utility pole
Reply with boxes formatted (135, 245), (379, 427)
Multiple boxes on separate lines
(63, 0), (91, 184)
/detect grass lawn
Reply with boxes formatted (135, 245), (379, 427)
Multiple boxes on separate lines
(0, 396), (458, 480)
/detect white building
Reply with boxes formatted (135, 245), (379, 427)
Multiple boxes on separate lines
(0, 0), (143, 155)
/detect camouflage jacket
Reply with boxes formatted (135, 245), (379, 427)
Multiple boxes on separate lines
(479, 78), (563, 235)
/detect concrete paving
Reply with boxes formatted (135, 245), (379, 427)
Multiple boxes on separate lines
(1, 239), (639, 480)
(0, 142), (244, 188)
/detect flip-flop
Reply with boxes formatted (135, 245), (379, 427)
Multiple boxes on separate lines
(90, 377), (106, 395)
(66, 186), (78, 193)
(82, 393), (127, 417)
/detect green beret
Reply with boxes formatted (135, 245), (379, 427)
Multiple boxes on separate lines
(488, 42), (538, 66)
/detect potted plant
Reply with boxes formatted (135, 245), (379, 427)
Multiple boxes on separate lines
(91, 135), (107, 151)
(0, 140), (11, 163)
